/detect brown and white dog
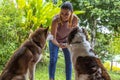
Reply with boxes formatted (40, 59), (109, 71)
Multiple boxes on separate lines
(67, 27), (111, 80)
(0, 26), (49, 80)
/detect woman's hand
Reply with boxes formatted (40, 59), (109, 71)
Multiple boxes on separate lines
(59, 43), (67, 48)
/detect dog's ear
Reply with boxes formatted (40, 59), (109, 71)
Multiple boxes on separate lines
(44, 26), (49, 32)
(82, 28), (89, 41)
(44, 26), (49, 37)
(67, 27), (78, 44)
(39, 24), (43, 28)
(46, 26), (49, 31)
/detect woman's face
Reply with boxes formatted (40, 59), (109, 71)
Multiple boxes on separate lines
(60, 9), (72, 22)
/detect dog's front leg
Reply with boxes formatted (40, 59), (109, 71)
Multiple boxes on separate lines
(12, 75), (26, 80)
(29, 62), (36, 80)
(74, 70), (79, 80)
(72, 58), (79, 80)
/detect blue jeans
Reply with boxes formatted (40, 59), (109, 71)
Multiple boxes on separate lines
(49, 41), (72, 80)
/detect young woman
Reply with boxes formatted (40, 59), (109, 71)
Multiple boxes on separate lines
(49, 1), (79, 80)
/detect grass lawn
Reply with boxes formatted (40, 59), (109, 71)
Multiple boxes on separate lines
(109, 71), (120, 80)
(35, 53), (74, 80)
(0, 52), (120, 80)
(35, 53), (120, 80)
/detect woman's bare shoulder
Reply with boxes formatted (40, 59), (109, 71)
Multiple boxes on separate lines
(73, 14), (79, 21)
(72, 14), (79, 27)
(52, 14), (60, 23)
(51, 15), (60, 28)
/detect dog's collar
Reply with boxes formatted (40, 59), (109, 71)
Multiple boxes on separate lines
(70, 41), (82, 44)
(29, 38), (42, 48)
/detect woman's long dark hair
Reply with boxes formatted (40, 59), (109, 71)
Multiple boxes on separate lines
(61, 1), (73, 12)
(59, 1), (73, 27)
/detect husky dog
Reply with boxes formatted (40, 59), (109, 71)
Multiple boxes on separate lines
(0, 26), (49, 80)
(67, 27), (111, 80)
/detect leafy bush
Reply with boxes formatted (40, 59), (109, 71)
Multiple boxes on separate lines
(112, 66), (120, 73)
(0, 0), (23, 69)
(0, 0), (61, 69)
(104, 61), (111, 70)
(16, 0), (61, 30)
(104, 61), (120, 73)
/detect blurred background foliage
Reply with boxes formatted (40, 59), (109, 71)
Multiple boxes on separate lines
(64, 0), (120, 64)
(0, 0), (62, 68)
(0, 0), (120, 76)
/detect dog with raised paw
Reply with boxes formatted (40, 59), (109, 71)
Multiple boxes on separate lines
(67, 27), (111, 80)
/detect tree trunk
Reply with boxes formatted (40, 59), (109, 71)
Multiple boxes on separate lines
(91, 19), (97, 49)
(110, 60), (113, 71)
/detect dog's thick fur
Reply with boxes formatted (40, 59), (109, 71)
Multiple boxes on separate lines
(67, 27), (111, 80)
(0, 26), (49, 80)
